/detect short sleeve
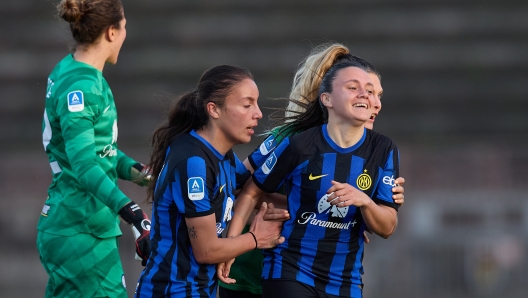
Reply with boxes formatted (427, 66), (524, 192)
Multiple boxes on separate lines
(172, 156), (216, 217)
(373, 147), (400, 211)
(252, 137), (298, 193)
(248, 134), (277, 170)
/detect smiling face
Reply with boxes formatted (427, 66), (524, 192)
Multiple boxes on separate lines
(216, 78), (262, 146)
(365, 72), (383, 129)
(322, 66), (375, 127)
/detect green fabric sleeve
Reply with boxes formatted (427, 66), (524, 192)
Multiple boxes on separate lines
(59, 93), (130, 214)
(116, 149), (137, 181)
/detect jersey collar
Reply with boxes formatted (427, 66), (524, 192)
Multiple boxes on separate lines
(190, 130), (225, 159)
(321, 124), (366, 154)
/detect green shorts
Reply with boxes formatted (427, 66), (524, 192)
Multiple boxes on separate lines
(37, 231), (128, 298)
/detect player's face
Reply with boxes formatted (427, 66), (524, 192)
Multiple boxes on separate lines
(107, 15), (127, 64)
(324, 67), (375, 126)
(365, 72), (383, 130)
(218, 79), (262, 145)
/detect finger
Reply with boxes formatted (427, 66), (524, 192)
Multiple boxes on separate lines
(363, 231), (370, 244)
(391, 185), (404, 194)
(218, 274), (236, 284)
(395, 177), (405, 186)
(268, 202), (275, 209)
(326, 180), (344, 194)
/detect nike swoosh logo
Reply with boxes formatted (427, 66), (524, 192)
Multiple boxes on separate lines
(309, 173), (328, 180)
(219, 184), (226, 193)
(103, 105), (110, 113)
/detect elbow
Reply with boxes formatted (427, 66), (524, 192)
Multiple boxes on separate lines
(378, 223), (397, 239)
(193, 251), (215, 265)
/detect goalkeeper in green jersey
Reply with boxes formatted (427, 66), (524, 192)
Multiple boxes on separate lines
(37, 1), (151, 297)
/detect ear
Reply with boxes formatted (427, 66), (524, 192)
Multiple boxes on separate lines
(320, 93), (333, 108)
(206, 102), (220, 119)
(105, 26), (116, 42)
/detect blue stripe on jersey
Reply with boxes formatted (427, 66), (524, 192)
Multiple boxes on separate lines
(376, 149), (396, 203)
(185, 156), (211, 213)
(253, 137), (290, 193)
(248, 135), (277, 169)
(322, 124), (366, 153)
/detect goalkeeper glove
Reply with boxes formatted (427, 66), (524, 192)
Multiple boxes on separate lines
(119, 201), (151, 266)
(131, 163), (152, 187)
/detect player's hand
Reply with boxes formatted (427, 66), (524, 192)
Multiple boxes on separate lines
(250, 202), (285, 249)
(392, 177), (405, 205)
(262, 202), (290, 222)
(119, 201), (151, 266)
(217, 258), (236, 284)
(131, 163), (152, 187)
(326, 181), (371, 207)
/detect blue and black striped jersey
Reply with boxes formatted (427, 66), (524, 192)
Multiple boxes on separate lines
(248, 134), (278, 171)
(253, 124), (399, 297)
(136, 130), (251, 298)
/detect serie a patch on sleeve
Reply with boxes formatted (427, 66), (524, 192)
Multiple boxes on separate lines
(67, 90), (84, 112)
(187, 177), (205, 200)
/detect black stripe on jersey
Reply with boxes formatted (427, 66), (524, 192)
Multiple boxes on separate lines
(152, 202), (180, 297)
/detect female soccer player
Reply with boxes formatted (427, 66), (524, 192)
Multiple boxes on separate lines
(225, 49), (400, 298)
(218, 43), (405, 298)
(38, 1), (151, 297)
(134, 65), (285, 298)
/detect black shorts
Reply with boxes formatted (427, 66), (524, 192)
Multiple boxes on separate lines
(262, 279), (362, 298)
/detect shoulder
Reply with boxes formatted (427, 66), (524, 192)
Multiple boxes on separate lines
(365, 129), (397, 150)
(288, 126), (323, 151)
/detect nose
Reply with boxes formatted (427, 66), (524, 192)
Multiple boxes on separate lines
(255, 104), (263, 120)
(373, 95), (382, 112)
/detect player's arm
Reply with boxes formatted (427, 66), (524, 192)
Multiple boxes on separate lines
(59, 90), (150, 263)
(186, 202), (282, 265)
(116, 149), (152, 187)
(326, 181), (397, 238)
(60, 94), (130, 212)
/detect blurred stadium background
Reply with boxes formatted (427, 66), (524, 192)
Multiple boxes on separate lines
(1, 0), (527, 297)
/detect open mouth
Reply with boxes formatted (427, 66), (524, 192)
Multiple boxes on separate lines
(353, 103), (368, 109)
(369, 113), (377, 121)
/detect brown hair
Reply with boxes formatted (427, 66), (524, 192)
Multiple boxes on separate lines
(147, 65), (254, 202)
(57, 0), (124, 45)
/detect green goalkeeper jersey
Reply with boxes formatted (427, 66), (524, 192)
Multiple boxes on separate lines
(39, 54), (137, 238)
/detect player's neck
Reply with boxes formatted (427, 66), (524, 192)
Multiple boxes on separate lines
(195, 126), (232, 156)
(72, 45), (108, 72)
(326, 121), (365, 149)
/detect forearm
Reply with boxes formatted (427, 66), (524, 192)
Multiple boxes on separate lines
(228, 192), (260, 237)
(360, 201), (398, 238)
(228, 181), (262, 237)
(195, 233), (257, 264)
(116, 149), (137, 181)
(64, 124), (130, 213)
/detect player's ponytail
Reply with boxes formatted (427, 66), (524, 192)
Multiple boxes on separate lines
(147, 65), (253, 202)
(269, 43), (378, 142)
(285, 43), (350, 119)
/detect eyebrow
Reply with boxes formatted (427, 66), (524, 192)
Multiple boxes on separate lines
(344, 79), (374, 87)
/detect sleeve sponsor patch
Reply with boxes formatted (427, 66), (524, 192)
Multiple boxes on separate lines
(262, 152), (277, 175)
(187, 177), (205, 200)
(259, 135), (277, 155)
(67, 91), (84, 112)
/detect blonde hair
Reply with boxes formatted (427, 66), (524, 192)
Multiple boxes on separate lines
(285, 43), (350, 119)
